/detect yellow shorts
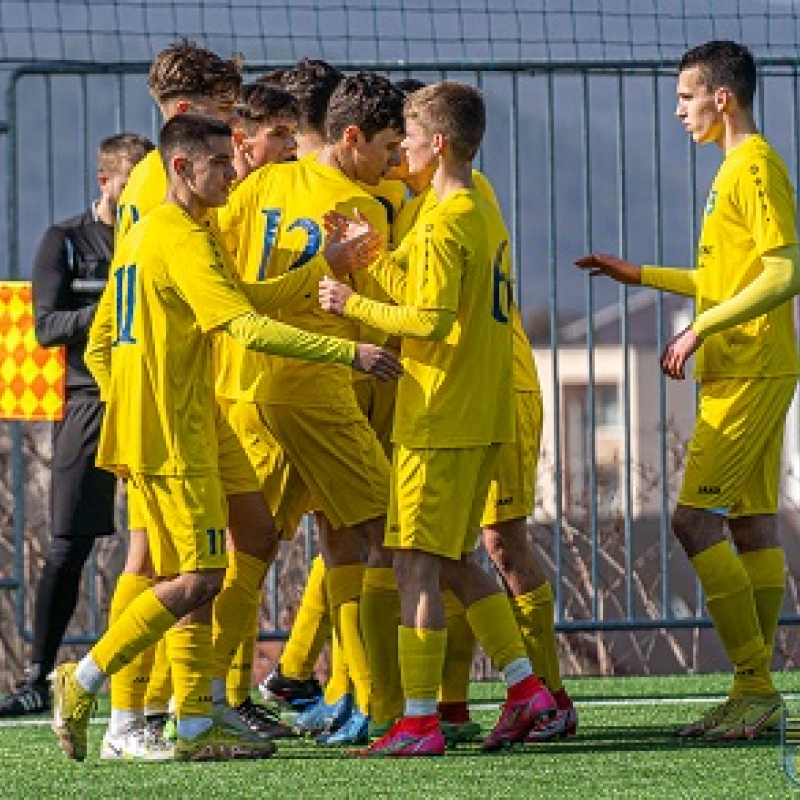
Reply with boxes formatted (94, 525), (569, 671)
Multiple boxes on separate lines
(678, 376), (797, 516)
(353, 375), (396, 458)
(262, 402), (390, 530)
(481, 391), (542, 527)
(220, 398), (310, 540)
(126, 480), (147, 531)
(215, 403), (261, 497)
(386, 443), (501, 560)
(130, 472), (228, 577)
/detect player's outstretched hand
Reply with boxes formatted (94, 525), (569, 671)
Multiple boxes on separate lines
(323, 209), (383, 276)
(319, 277), (354, 316)
(574, 253), (642, 285)
(352, 343), (403, 381)
(660, 325), (700, 380)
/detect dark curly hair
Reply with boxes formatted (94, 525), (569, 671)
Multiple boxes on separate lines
(148, 39), (242, 104)
(324, 72), (405, 143)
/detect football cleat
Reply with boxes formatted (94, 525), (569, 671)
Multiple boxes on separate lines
(674, 697), (743, 738)
(356, 716), (445, 758)
(0, 681), (50, 717)
(175, 721), (277, 762)
(259, 664), (323, 711)
(293, 693), (353, 736)
(49, 662), (97, 762)
(703, 693), (784, 741)
(482, 684), (557, 752)
(316, 709), (370, 745)
(235, 697), (297, 739)
(101, 722), (176, 761)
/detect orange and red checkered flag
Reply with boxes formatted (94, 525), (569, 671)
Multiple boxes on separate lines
(0, 281), (65, 421)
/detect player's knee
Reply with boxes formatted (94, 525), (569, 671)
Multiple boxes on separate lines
(177, 569), (224, 607)
(671, 505), (724, 557)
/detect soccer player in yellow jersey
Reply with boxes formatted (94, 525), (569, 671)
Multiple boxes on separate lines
(94, 40), (250, 756)
(216, 72), (406, 746)
(576, 40), (799, 741)
(49, 113), (399, 764)
(254, 57), (346, 716)
(104, 41), (307, 745)
(258, 58), (343, 159)
(388, 151), (578, 743)
(231, 82), (299, 181)
(320, 82), (558, 756)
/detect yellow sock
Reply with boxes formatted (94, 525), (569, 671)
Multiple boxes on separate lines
(143, 637), (172, 715)
(281, 555), (331, 680)
(91, 588), (176, 676)
(511, 582), (563, 693)
(212, 551), (268, 679)
(739, 547), (785, 662)
(327, 564), (370, 713)
(399, 626), (447, 703)
(165, 623), (214, 719)
(692, 541), (773, 696)
(361, 567), (402, 724)
(108, 573), (155, 712)
(227, 610), (259, 706)
(440, 590), (475, 704)
(324, 630), (351, 704)
(465, 592), (527, 671)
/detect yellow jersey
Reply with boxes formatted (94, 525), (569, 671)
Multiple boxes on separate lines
(390, 187), (515, 448)
(215, 157), (389, 408)
(394, 173), (539, 395)
(115, 149), (167, 242)
(95, 203), (253, 478)
(696, 134), (799, 378)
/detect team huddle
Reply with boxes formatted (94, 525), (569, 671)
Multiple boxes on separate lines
(46, 42), (574, 762)
(43, 36), (800, 763)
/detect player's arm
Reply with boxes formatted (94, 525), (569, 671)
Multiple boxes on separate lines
(691, 245), (799, 339)
(84, 280), (115, 398)
(174, 231), (401, 379)
(320, 280), (454, 340)
(32, 226), (97, 347)
(367, 245), (410, 303)
(320, 215), (461, 340)
(224, 314), (400, 379)
(239, 261), (327, 312)
(574, 253), (697, 297)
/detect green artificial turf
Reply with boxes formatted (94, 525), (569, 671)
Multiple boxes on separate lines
(1, 674), (799, 799)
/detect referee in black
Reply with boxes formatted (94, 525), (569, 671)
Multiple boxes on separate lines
(0, 133), (153, 716)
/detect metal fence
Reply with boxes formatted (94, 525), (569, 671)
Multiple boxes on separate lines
(3, 58), (800, 661)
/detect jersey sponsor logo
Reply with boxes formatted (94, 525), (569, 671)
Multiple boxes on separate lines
(697, 484), (721, 496)
(496, 495), (515, 506)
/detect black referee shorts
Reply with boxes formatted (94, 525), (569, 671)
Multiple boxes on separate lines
(50, 395), (116, 538)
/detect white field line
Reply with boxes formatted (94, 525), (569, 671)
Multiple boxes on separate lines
(3, 694), (800, 728)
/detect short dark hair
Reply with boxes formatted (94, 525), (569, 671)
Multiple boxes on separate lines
(97, 132), (154, 174)
(271, 58), (343, 134)
(679, 40), (757, 110)
(148, 39), (242, 104)
(236, 83), (299, 127)
(159, 114), (232, 164)
(325, 72), (405, 143)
